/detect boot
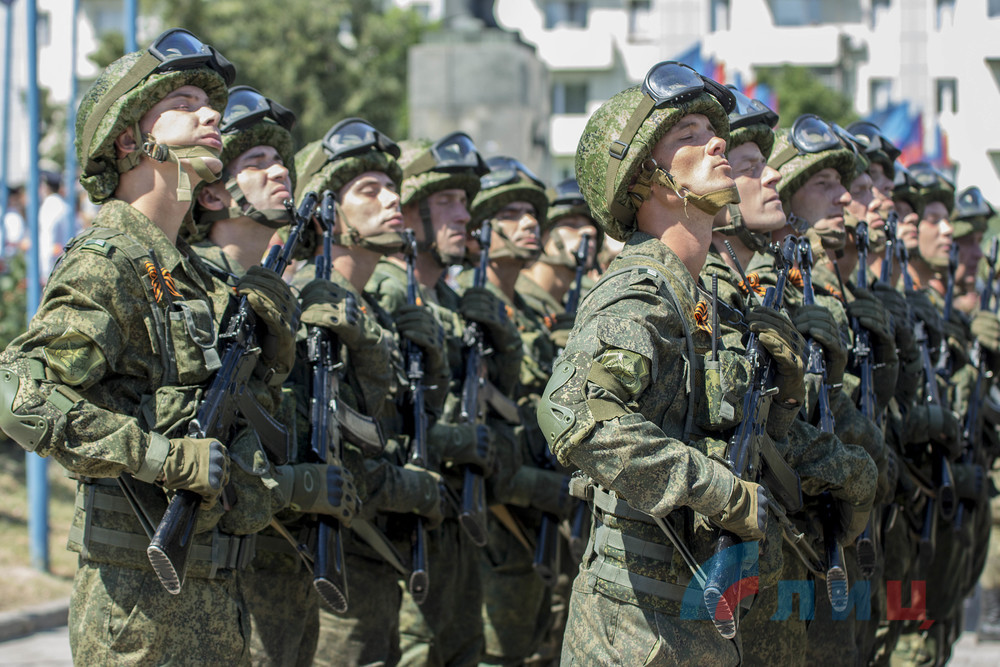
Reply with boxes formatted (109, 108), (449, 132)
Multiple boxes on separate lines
(979, 588), (1000, 642)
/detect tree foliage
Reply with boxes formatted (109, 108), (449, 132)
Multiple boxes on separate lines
(757, 65), (859, 128)
(152, 0), (428, 145)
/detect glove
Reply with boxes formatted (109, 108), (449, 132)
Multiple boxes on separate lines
(874, 283), (919, 375)
(236, 265), (298, 381)
(746, 306), (806, 406)
(299, 279), (378, 351)
(971, 310), (1000, 355)
(460, 287), (520, 352)
(847, 288), (893, 349)
(274, 461), (360, 526)
(792, 304), (848, 385)
(396, 464), (447, 529)
(902, 404), (962, 459)
(941, 315), (970, 368)
(430, 422), (496, 476)
(395, 304), (445, 372)
(509, 466), (572, 518)
(905, 290), (943, 354)
(836, 499), (872, 544)
(711, 478), (768, 542)
(159, 437), (230, 510)
(952, 462), (987, 501)
(548, 312), (576, 349)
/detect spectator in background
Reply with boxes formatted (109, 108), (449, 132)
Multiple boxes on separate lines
(38, 168), (75, 282)
(2, 184), (26, 263)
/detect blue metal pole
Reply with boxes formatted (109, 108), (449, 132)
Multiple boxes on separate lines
(0, 1), (15, 219)
(25, 0), (49, 574)
(63, 0), (78, 235)
(124, 0), (137, 53)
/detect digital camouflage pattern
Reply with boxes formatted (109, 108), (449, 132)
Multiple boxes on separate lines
(767, 129), (856, 206)
(397, 138), (481, 207)
(469, 170), (549, 230)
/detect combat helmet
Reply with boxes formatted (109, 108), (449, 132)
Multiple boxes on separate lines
(952, 186), (994, 239)
(768, 114), (856, 232)
(716, 86), (779, 253)
(293, 118), (404, 258)
(908, 162), (955, 216)
(891, 164), (924, 219)
(538, 178), (603, 270)
(189, 86), (298, 243)
(399, 132), (489, 265)
(470, 155), (549, 261)
(846, 121), (900, 182)
(76, 28), (234, 204)
(575, 61), (736, 242)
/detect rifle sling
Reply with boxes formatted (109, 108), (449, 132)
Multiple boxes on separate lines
(481, 380), (522, 425)
(489, 504), (534, 553)
(352, 518), (409, 578)
(759, 435), (803, 513)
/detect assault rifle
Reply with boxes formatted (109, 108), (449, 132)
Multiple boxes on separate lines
(798, 239), (850, 611)
(703, 236), (803, 639)
(456, 222), (493, 547)
(305, 190), (349, 611)
(403, 230), (431, 604)
(147, 192), (318, 594)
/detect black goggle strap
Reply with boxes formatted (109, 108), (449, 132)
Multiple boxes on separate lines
(605, 94), (656, 223)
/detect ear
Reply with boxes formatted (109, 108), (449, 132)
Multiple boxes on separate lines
(114, 126), (138, 158)
(197, 182), (228, 211)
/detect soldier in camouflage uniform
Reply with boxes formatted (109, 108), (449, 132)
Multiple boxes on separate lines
(292, 118), (452, 666)
(0, 32), (303, 664)
(536, 61), (822, 665)
(365, 132), (521, 666)
(185, 87), (362, 666)
(458, 155), (575, 665)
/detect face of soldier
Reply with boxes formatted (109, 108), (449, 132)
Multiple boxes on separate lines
(916, 201), (954, 266)
(868, 162), (895, 204)
(789, 167), (849, 236)
(728, 141), (784, 232)
(544, 214), (599, 268)
(425, 188), (470, 259)
(136, 85), (223, 177)
(229, 145), (292, 212)
(649, 114), (734, 199)
(846, 171), (885, 240)
(895, 199), (919, 251)
(492, 201), (541, 255)
(954, 231), (984, 297)
(337, 170), (403, 239)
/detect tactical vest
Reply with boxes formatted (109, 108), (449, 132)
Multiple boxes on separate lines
(60, 226), (256, 577)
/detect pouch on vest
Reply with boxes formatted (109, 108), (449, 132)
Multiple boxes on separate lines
(169, 299), (222, 385)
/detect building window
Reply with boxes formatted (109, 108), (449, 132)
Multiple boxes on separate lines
(991, 0), (1000, 18)
(869, 78), (892, 110)
(627, 0), (653, 40)
(769, 0), (822, 26)
(545, 1), (588, 29)
(37, 11), (51, 47)
(870, 0), (890, 28)
(710, 0), (731, 32)
(936, 78), (957, 114)
(935, 0), (955, 29)
(552, 81), (588, 114)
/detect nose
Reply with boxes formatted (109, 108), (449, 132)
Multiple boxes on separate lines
(707, 135), (727, 156)
(520, 212), (540, 234)
(761, 165), (781, 188)
(939, 218), (954, 238)
(200, 105), (221, 126)
(268, 162), (290, 181)
(835, 185), (851, 206)
(381, 187), (401, 209)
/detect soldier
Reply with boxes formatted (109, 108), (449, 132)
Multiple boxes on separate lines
(293, 118), (452, 666)
(0, 30), (300, 663)
(537, 61), (812, 665)
(186, 86), (362, 666)
(365, 131), (519, 666)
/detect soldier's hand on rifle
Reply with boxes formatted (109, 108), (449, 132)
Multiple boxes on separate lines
(509, 467), (572, 519)
(711, 478), (768, 542)
(903, 404), (962, 459)
(299, 279), (376, 350)
(953, 462), (988, 502)
(971, 310), (1000, 355)
(941, 313), (971, 367)
(399, 464), (447, 529)
(236, 265), (299, 383)
(274, 460), (360, 527)
(396, 304), (446, 373)
(460, 286), (520, 352)
(835, 498), (872, 544)
(875, 283), (919, 367)
(432, 422), (496, 476)
(906, 290), (944, 353)
(850, 287), (899, 404)
(746, 306), (806, 406)
(792, 304), (848, 385)
(158, 436), (230, 510)
(547, 312), (576, 349)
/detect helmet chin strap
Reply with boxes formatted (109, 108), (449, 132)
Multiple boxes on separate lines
(117, 122), (223, 202)
(537, 231), (576, 269)
(417, 199), (464, 267)
(333, 202), (406, 255)
(714, 202), (771, 253)
(489, 223), (542, 262)
(630, 159), (740, 217)
(198, 175), (291, 228)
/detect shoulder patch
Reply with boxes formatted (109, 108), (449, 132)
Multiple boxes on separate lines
(42, 328), (106, 387)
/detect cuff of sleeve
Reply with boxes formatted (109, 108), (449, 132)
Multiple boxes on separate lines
(694, 458), (736, 518)
(135, 432), (171, 483)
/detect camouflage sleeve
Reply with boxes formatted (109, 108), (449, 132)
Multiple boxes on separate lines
(0, 249), (160, 478)
(543, 310), (736, 519)
(345, 307), (397, 418)
(783, 418), (878, 507)
(830, 384), (888, 478)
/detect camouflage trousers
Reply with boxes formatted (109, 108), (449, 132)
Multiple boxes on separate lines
(480, 511), (552, 664)
(314, 549), (403, 666)
(871, 501), (921, 665)
(805, 544), (862, 667)
(243, 550), (319, 667)
(69, 559), (251, 666)
(398, 519), (484, 666)
(560, 582), (740, 666)
(741, 541), (809, 666)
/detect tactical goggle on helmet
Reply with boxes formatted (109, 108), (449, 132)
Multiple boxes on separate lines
(605, 61), (736, 223)
(324, 118), (401, 162)
(953, 186), (994, 237)
(470, 155), (549, 229)
(221, 85), (296, 134)
(908, 161), (955, 214)
(769, 114), (857, 205)
(725, 86), (778, 158)
(891, 164), (925, 219)
(846, 121), (901, 180)
(547, 178), (603, 243)
(403, 132), (490, 179)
